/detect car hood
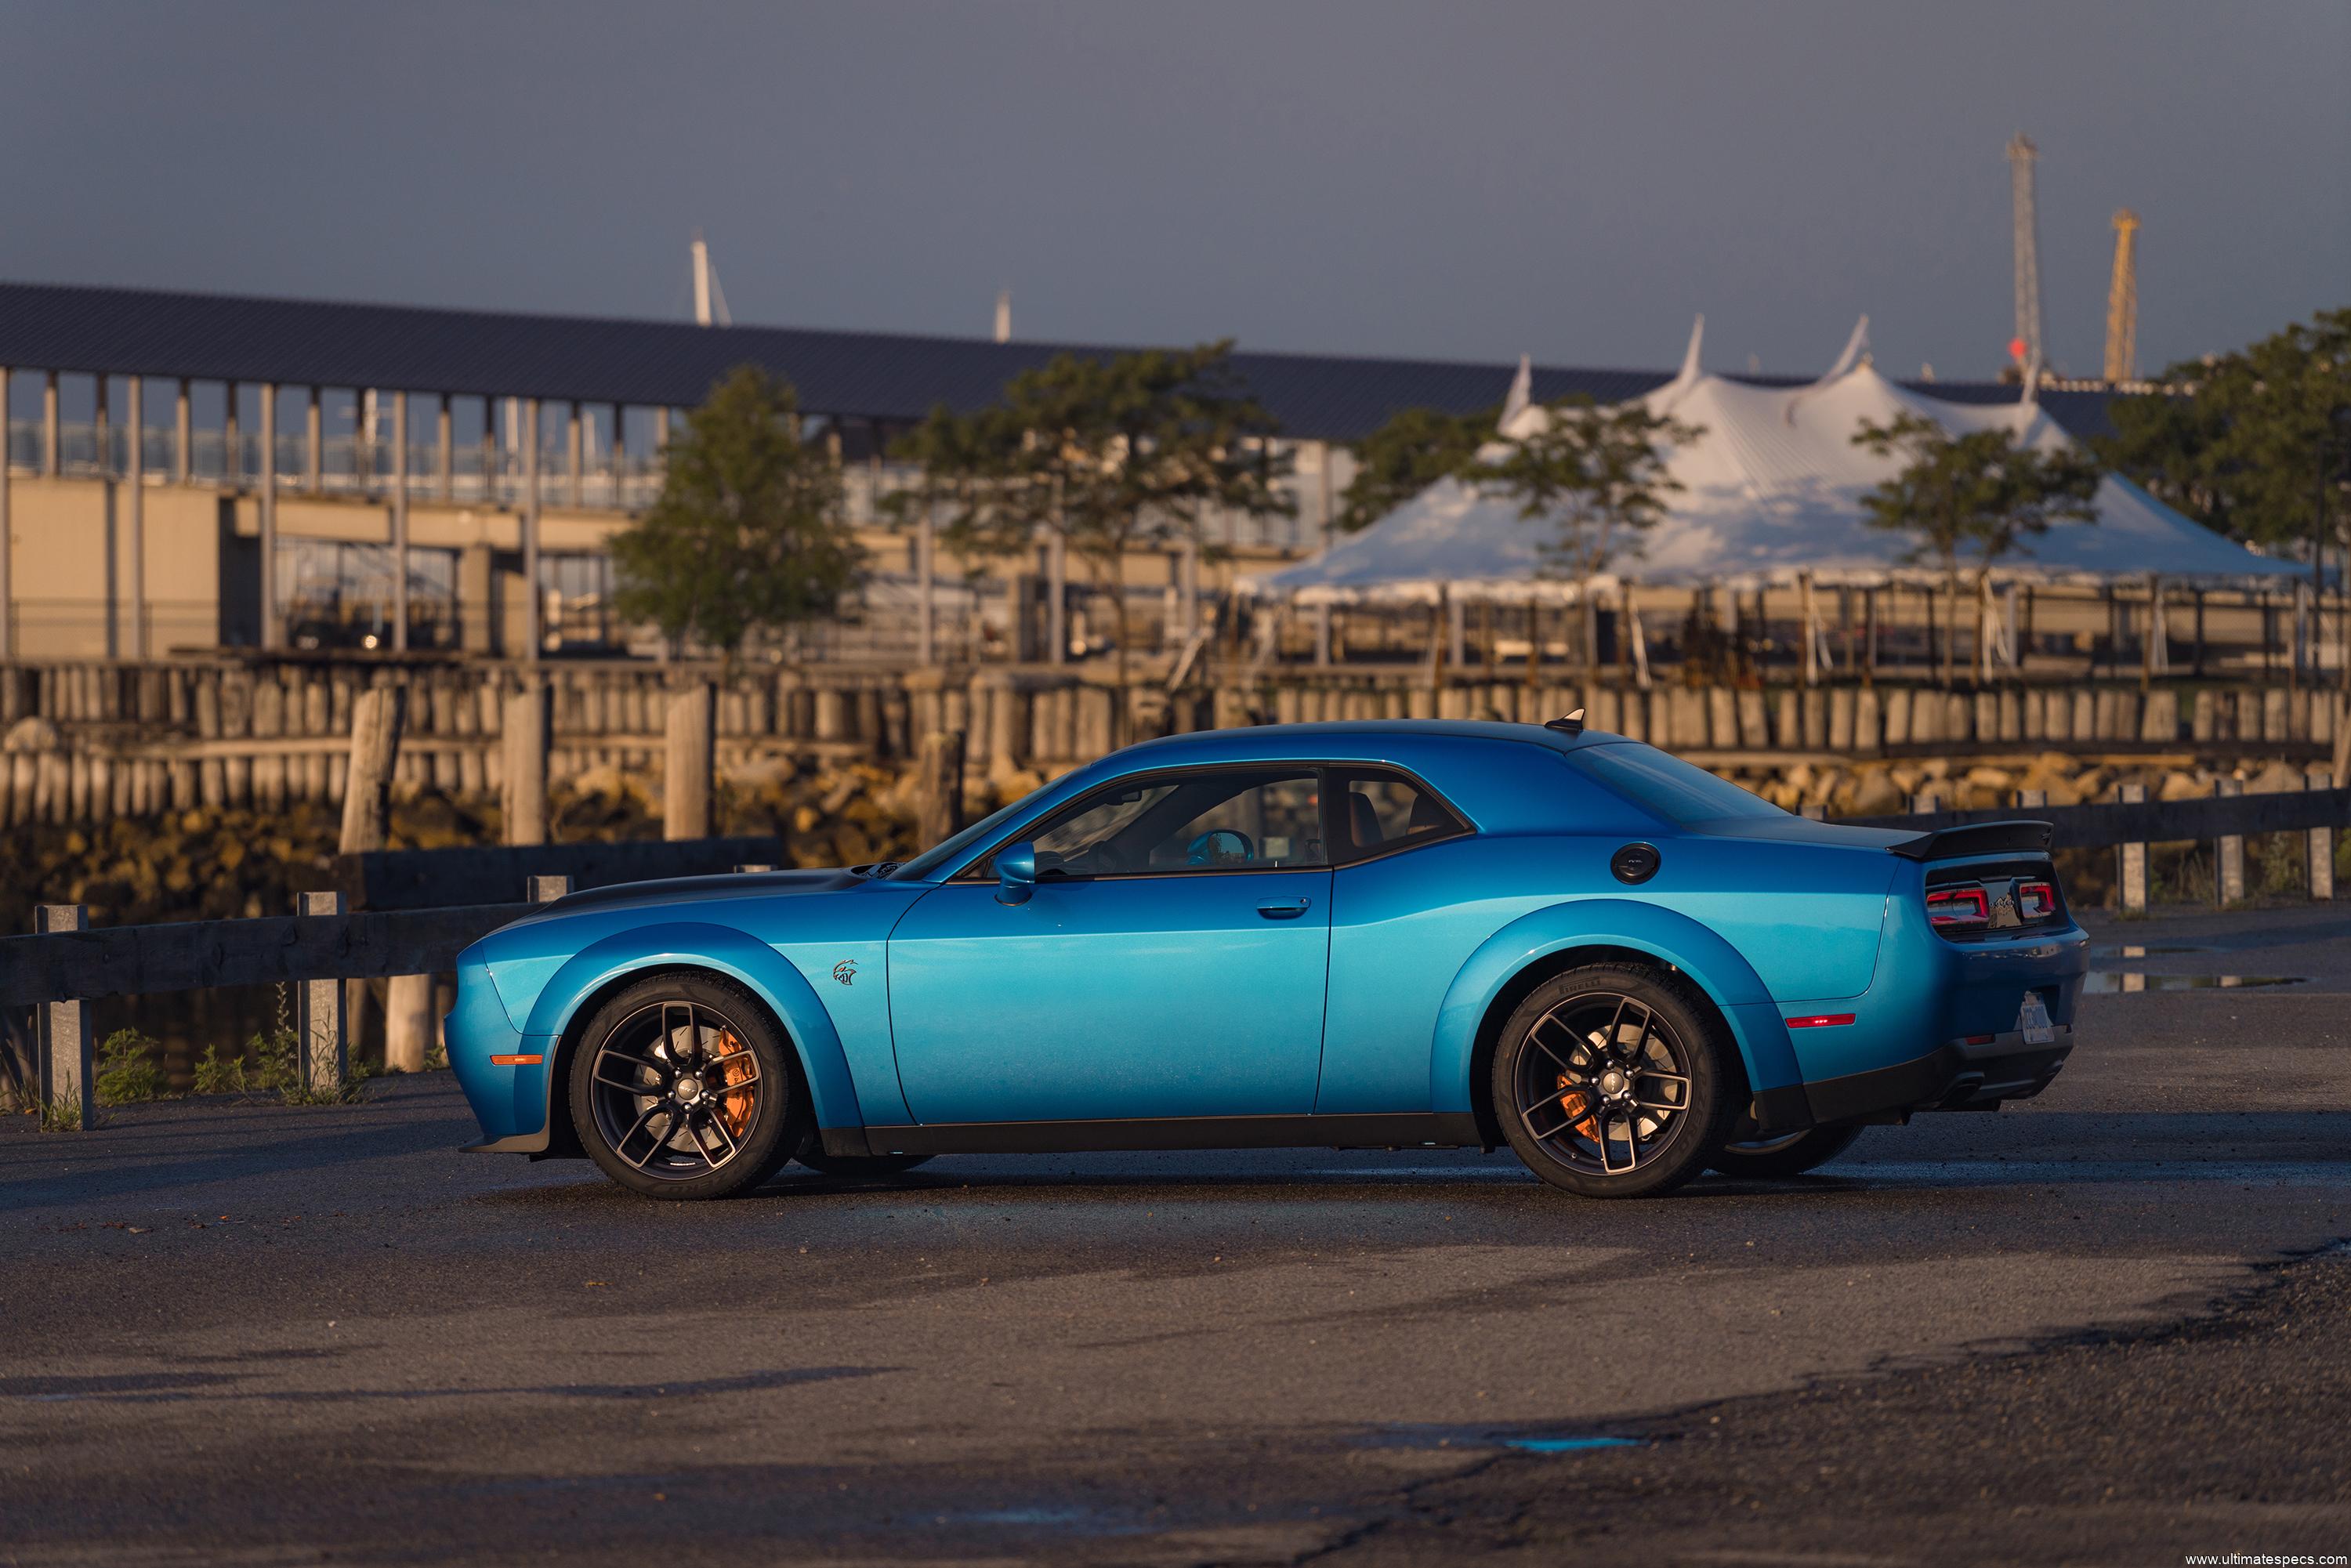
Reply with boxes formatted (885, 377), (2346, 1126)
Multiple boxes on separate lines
(515, 867), (864, 924)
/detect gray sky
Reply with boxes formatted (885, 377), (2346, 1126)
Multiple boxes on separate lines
(2, 0), (2343, 382)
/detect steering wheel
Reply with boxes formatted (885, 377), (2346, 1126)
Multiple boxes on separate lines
(1185, 828), (1255, 867)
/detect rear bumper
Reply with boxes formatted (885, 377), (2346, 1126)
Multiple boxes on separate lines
(1803, 1026), (2074, 1125)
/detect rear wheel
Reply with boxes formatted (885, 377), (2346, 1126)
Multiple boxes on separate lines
(568, 973), (802, 1200)
(1491, 965), (1737, 1199)
(1709, 1123), (1866, 1179)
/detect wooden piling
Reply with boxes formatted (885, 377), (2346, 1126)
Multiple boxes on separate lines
(664, 681), (715, 841)
(339, 686), (406, 853)
(917, 730), (967, 848)
(502, 681), (550, 846)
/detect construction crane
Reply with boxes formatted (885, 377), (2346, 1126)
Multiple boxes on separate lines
(2104, 208), (2141, 382)
(2006, 134), (2044, 372)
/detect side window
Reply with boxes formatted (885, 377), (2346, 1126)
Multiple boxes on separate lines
(970, 770), (1327, 879)
(1328, 770), (1469, 864)
(1143, 773), (1323, 873)
(1031, 783), (1181, 875)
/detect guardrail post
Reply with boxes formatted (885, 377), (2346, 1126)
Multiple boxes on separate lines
(294, 890), (346, 1096)
(527, 875), (571, 904)
(34, 904), (94, 1130)
(2016, 789), (2047, 809)
(2213, 777), (2245, 907)
(733, 864), (777, 874)
(1798, 804), (1825, 821)
(2307, 770), (2335, 902)
(2117, 783), (2149, 914)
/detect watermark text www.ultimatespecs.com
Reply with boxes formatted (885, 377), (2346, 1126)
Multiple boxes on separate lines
(2184, 1555), (2347, 1566)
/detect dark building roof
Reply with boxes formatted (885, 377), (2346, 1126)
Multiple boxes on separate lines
(0, 280), (2122, 444)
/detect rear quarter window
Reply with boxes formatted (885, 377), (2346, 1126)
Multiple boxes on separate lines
(1567, 742), (1784, 826)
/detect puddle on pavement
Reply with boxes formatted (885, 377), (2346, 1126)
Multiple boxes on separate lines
(2083, 972), (2308, 994)
(1364, 1423), (1643, 1454)
(939, 1507), (1130, 1531)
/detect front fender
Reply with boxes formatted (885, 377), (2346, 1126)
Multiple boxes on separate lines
(1429, 897), (1802, 1112)
(522, 922), (867, 1135)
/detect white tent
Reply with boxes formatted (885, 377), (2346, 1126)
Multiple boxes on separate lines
(1246, 317), (2303, 605)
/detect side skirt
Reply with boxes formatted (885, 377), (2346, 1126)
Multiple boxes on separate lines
(829, 1113), (1484, 1160)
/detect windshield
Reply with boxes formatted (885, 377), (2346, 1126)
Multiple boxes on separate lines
(888, 779), (1054, 882)
(1567, 741), (1784, 826)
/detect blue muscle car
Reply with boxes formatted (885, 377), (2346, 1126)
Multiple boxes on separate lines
(447, 718), (2086, 1200)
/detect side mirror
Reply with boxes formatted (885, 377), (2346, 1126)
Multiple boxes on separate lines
(994, 842), (1038, 906)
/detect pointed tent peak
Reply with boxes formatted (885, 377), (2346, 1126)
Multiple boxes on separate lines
(1783, 313), (1873, 426)
(1644, 315), (1708, 415)
(1498, 353), (1533, 433)
(1817, 314), (1871, 384)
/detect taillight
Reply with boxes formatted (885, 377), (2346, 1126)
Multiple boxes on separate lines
(2017, 881), (2058, 921)
(1925, 886), (1991, 930)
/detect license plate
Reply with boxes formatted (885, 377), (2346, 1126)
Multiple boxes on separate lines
(2017, 993), (2056, 1046)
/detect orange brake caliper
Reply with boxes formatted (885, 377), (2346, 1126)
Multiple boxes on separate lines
(708, 1029), (755, 1136)
(1556, 1077), (1600, 1140)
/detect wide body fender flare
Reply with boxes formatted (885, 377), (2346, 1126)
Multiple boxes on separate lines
(521, 922), (863, 1133)
(1429, 897), (1801, 1111)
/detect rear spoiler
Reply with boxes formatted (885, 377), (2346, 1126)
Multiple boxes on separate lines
(1886, 819), (2053, 861)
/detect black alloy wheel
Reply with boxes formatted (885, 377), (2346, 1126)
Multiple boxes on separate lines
(569, 973), (802, 1200)
(1492, 964), (1737, 1198)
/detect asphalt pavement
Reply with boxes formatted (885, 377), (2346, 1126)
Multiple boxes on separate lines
(4, 901), (2349, 1566)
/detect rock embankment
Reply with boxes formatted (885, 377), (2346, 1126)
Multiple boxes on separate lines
(1726, 752), (2327, 815)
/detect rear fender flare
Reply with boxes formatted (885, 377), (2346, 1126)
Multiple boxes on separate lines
(522, 922), (861, 1133)
(1430, 898), (1800, 1110)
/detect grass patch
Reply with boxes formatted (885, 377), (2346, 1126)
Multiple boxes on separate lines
(96, 1027), (168, 1106)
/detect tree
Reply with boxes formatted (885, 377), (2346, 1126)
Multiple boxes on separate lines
(610, 367), (861, 661)
(1335, 404), (1497, 533)
(892, 341), (1294, 698)
(1851, 412), (2100, 684)
(1478, 395), (1697, 672)
(2098, 309), (2351, 552)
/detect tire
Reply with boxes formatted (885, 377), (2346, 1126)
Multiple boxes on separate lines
(1708, 1123), (1866, 1179)
(795, 1143), (934, 1179)
(1491, 963), (1739, 1199)
(567, 972), (804, 1200)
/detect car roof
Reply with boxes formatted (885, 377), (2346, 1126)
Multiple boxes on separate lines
(1119, 718), (1612, 762)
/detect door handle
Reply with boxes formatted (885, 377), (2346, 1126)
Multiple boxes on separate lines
(1255, 897), (1312, 919)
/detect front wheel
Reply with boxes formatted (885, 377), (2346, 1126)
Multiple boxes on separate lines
(1491, 965), (1738, 1199)
(1709, 1123), (1867, 1179)
(568, 973), (802, 1200)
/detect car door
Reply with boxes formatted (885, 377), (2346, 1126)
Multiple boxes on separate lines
(886, 767), (1333, 1126)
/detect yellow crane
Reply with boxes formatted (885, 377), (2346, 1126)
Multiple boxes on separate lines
(2104, 208), (2140, 382)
